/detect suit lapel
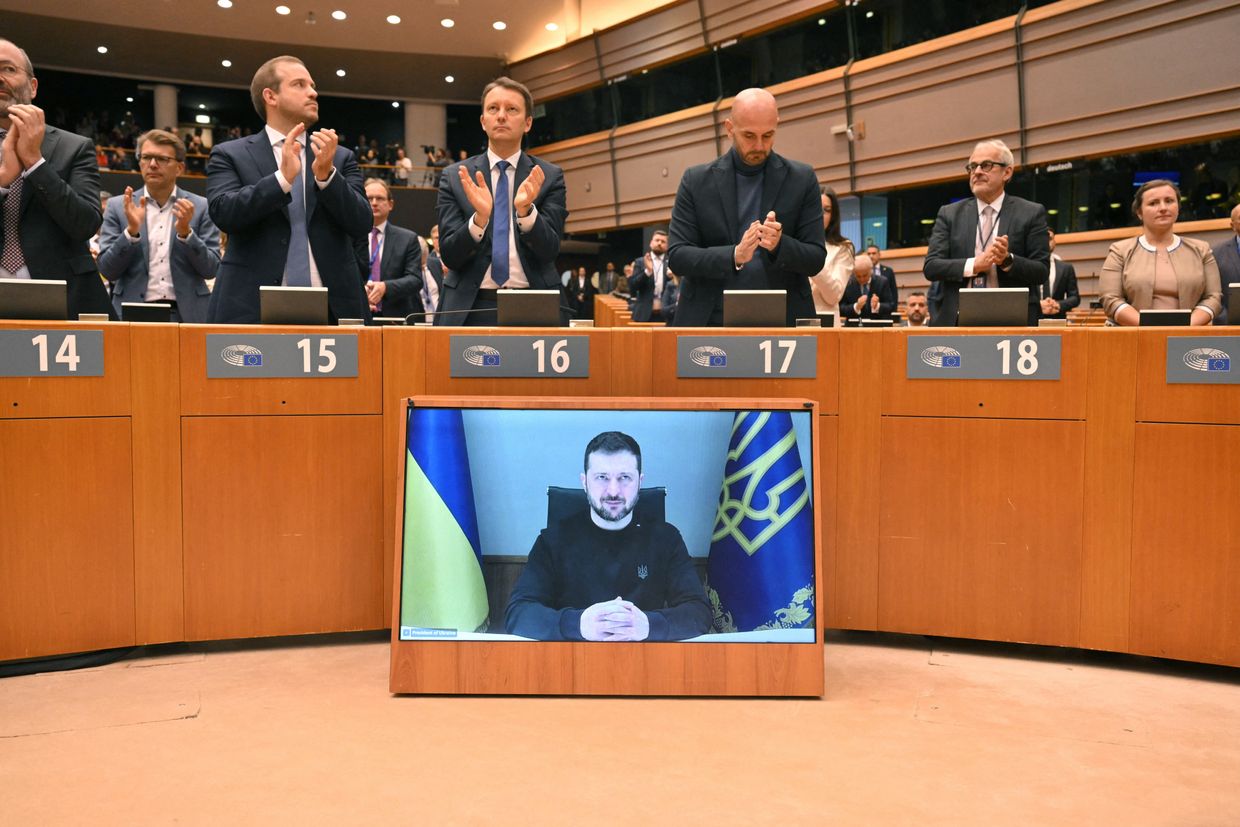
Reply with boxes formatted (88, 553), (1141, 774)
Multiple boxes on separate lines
(380, 227), (396, 278)
(960, 199), (980, 253)
(759, 153), (788, 219)
(711, 157), (739, 241)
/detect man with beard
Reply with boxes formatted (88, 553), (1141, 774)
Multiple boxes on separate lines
(505, 431), (712, 642)
(667, 87), (824, 326)
(205, 55), (370, 323)
(0, 39), (109, 318)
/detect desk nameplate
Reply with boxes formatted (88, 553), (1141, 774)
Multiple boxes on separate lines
(906, 335), (1062, 380)
(1165, 336), (1240, 384)
(205, 333), (359, 378)
(0, 329), (104, 377)
(675, 335), (817, 379)
(449, 335), (589, 378)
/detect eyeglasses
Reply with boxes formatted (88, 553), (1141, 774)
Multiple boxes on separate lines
(137, 153), (180, 167)
(0, 64), (28, 79)
(965, 160), (1010, 174)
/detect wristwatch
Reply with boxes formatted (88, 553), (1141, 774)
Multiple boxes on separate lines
(999, 253), (1014, 271)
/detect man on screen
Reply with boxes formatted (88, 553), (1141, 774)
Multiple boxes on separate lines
(505, 431), (712, 641)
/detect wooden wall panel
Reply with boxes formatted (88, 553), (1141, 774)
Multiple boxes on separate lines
(702, 0), (838, 44)
(532, 133), (618, 233)
(612, 105), (720, 229)
(1079, 328), (1137, 653)
(1129, 423), (1240, 666)
(1023, 0), (1240, 164)
(877, 417), (1085, 647)
(179, 326), (383, 416)
(0, 322), (131, 419)
(597, 2), (705, 80)
(129, 324), (184, 645)
(0, 417), (135, 660)
(182, 415), (384, 640)
(506, 38), (601, 102)
(381, 327), (426, 625)
(882, 328), (1087, 420)
(766, 71), (851, 192)
(1136, 330), (1240, 426)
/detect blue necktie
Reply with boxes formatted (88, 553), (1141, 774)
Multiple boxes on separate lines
(285, 139), (312, 287)
(491, 160), (510, 286)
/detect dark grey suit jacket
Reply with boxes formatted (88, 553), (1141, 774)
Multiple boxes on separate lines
(1040, 256), (1080, 320)
(354, 222), (424, 320)
(98, 187), (220, 323)
(0, 125), (108, 318)
(922, 193), (1050, 327)
(667, 150), (825, 327)
(1211, 235), (1239, 325)
(628, 254), (667, 322)
(434, 151), (566, 326)
(205, 132), (372, 324)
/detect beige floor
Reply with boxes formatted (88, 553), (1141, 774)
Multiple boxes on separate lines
(2, 631), (1238, 826)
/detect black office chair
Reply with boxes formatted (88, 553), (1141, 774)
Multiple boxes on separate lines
(545, 485), (666, 526)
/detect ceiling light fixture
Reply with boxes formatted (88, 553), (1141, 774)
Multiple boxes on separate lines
(386, 14), (401, 24)
(126, 96), (134, 103)
(444, 75), (455, 83)
(545, 22), (558, 31)
(391, 101), (400, 108)
(493, 21), (507, 31)
(440, 18), (454, 28)
(221, 59), (232, 67)
(331, 10), (346, 20)
(97, 46), (109, 54)
(276, 6), (291, 15)
(217, 0), (233, 7)
(199, 104), (207, 109)
(336, 69), (346, 77)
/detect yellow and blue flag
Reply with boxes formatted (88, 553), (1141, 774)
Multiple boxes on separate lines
(401, 407), (489, 632)
(705, 411), (815, 632)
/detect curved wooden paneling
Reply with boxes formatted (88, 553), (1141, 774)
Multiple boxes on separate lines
(702, 0), (838, 44)
(506, 38), (601, 103)
(597, 2), (705, 81)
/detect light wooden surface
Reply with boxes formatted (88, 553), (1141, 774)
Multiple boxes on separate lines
(0, 321), (130, 419)
(0, 417), (136, 660)
(181, 415), (384, 641)
(1135, 330), (1240, 426)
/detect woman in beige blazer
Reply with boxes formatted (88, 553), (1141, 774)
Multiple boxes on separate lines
(1100, 179), (1222, 325)
(810, 187), (854, 326)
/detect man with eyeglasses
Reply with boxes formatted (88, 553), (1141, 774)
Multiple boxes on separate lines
(98, 129), (220, 322)
(922, 139), (1050, 326)
(0, 39), (110, 319)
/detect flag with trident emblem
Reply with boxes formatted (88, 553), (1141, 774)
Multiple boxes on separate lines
(705, 410), (815, 633)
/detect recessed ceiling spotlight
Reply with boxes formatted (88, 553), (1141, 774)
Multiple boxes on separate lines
(199, 104), (207, 109)
(493, 21), (507, 31)
(276, 6), (291, 15)
(126, 96), (134, 103)
(386, 14), (401, 24)
(97, 46), (109, 54)
(866, 10), (874, 18)
(217, 0), (233, 7)
(336, 69), (346, 77)
(331, 10), (346, 20)
(817, 18), (826, 25)
(545, 22), (558, 31)
(221, 59), (232, 67)
(440, 18), (454, 28)
(391, 101), (400, 108)
(444, 75), (455, 83)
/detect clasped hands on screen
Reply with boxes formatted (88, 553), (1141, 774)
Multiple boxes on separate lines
(580, 597), (650, 641)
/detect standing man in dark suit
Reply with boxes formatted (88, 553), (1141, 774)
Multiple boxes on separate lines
(356, 177), (423, 320)
(922, 139), (1049, 326)
(667, 88), (825, 327)
(206, 55), (371, 324)
(1211, 204), (1240, 325)
(866, 244), (899, 317)
(435, 77), (567, 326)
(629, 230), (669, 322)
(98, 129), (220, 323)
(1039, 229), (1080, 321)
(0, 39), (108, 319)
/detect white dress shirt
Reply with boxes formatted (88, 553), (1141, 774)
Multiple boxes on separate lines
(265, 124), (336, 289)
(964, 191), (1006, 280)
(467, 148), (539, 289)
(122, 188), (187, 301)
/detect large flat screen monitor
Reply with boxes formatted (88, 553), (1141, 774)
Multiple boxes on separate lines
(390, 397), (823, 696)
(0, 278), (68, 321)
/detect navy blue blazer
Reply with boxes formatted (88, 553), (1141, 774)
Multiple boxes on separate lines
(98, 187), (220, 323)
(667, 150), (825, 327)
(434, 151), (567, 325)
(1212, 235), (1239, 325)
(205, 132), (371, 324)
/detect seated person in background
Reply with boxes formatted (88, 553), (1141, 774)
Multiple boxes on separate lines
(902, 290), (929, 326)
(505, 431), (712, 642)
(1040, 229), (1080, 320)
(613, 263), (633, 300)
(1099, 179), (1222, 325)
(810, 186), (853, 326)
(1209, 203), (1240, 325)
(839, 255), (893, 320)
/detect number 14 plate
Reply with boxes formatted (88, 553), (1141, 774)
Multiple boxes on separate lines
(906, 335), (1061, 380)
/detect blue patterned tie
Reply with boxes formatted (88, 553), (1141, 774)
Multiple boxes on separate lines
(491, 160), (510, 286)
(284, 139), (312, 287)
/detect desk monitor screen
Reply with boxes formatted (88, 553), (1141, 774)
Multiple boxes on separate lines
(817, 312), (836, 328)
(497, 289), (562, 327)
(723, 290), (785, 327)
(958, 287), (1028, 326)
(397, 399), (818, 644)
(0, 278), (68, 321)
(1139, 309), (1191, 326)
(260, 286), (329, 325)
(372, 316), (407, 326)
(122, 302), (172, 323)
(1229, 283), (1239, 325)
